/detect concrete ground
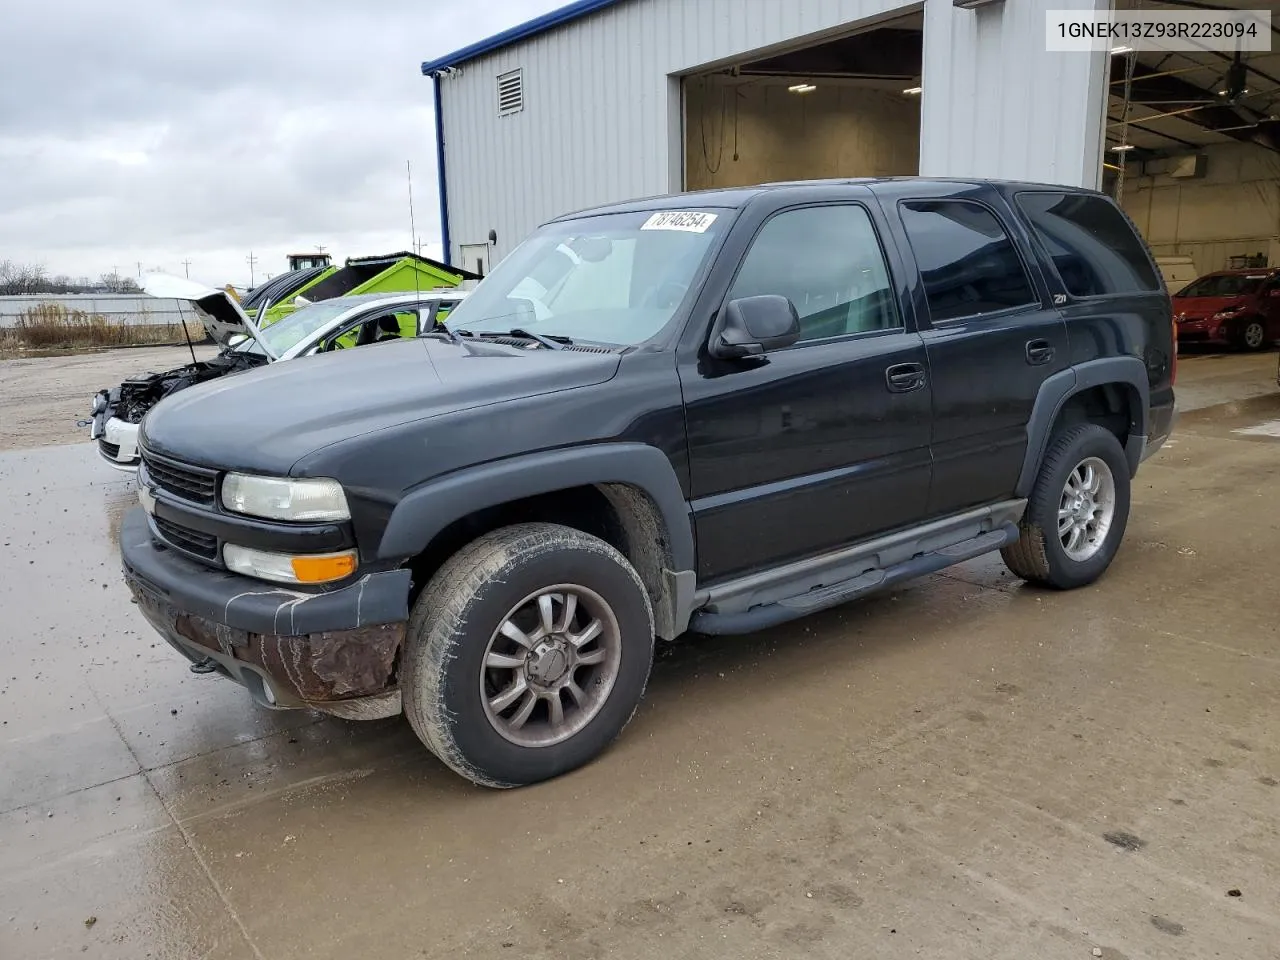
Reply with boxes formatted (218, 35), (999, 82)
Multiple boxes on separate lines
(1, 350), (1277, 960)
(0, 344), (216, 452)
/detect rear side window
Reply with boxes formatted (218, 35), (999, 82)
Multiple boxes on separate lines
(1016, 192), (1161, 297)
(899, 200), (1037, 323)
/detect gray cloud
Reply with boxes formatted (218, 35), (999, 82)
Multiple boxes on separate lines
(0, 0), (563, 286)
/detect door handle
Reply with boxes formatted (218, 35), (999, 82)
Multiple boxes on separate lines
(885, 362), (927, 393)
(1025, 339), (1054, 365)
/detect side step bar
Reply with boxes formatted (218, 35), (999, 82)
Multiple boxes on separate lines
(689, 521), (1020, 637)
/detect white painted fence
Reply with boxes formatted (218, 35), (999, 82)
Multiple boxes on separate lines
(0, 294), (190, 328)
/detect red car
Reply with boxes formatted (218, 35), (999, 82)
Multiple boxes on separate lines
(1172, 269), (1280, 351)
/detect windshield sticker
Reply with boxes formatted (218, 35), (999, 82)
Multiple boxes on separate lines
(641, 211), (717, 233)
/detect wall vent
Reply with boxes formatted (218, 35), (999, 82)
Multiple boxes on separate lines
(497, 69), (524, 116)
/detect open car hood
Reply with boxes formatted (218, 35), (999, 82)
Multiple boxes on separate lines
(142, 273), (277, 358)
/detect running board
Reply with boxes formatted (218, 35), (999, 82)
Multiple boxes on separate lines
(689, 521), (1020, 636)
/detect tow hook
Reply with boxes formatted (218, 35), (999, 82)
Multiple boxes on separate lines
(189, 656), (219, 675)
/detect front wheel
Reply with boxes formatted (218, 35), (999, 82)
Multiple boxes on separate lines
(1233, 318), (1267, 351)
(1001, 424), (1131, 589)
(401, 523), (654, 788)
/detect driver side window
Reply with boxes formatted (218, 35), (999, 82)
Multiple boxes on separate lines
(728, 205), (900, 344)
(321, 309), (418, 351)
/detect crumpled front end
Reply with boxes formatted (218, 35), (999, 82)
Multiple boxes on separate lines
(120, 507), (412, 719)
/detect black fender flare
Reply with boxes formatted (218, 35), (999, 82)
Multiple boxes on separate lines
(1016, 357), (1150, 497)
(375, 443), (695, 572)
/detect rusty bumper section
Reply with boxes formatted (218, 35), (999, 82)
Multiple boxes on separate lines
(132, 581), (405, 712)
(119, 506), (412, 718)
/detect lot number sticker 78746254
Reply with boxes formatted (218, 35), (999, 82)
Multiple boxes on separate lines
(640, 211), (718, 233)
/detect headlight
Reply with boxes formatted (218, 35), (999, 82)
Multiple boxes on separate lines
(221, 473), (349, 522)
(223, 544), (358, 585)
(1212, 305), (1245, 320)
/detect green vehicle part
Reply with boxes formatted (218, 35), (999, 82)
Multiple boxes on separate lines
(260, 253), (475, 327)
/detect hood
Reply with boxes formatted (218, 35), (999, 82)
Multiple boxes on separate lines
(1171, 295), (1248, 319)
(139, 337), (621, 474)
(142, 273), (275, 355)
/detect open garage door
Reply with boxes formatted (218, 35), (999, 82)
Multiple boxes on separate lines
(1105, 0), (1280, 297)
(681, 12), (923, 191)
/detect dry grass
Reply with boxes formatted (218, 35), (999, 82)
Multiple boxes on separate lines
(0, 303), (205, 358)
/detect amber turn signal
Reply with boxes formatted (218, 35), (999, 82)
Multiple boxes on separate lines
(290, 551), (359, 584)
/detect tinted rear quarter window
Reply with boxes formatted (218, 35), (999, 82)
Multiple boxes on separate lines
(898, 199), (1037, 323)
(1016, 192), (1161, 297)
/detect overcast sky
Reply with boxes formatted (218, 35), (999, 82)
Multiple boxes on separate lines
(0, 0), (564, 288)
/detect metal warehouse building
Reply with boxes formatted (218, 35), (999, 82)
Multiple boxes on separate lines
(422, 0), (1280, 279)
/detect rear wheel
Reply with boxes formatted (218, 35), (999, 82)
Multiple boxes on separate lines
(401, 523), (654, 788)
(1001, 424), (1131, 589)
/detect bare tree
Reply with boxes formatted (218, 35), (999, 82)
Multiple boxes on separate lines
(0, 262), (141, 296)
(0, 260), (49, 295)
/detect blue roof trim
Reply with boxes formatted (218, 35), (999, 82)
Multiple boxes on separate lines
(420, 0), (625, 75)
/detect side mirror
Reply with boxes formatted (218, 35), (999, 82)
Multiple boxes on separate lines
(712, 295), (801, 359)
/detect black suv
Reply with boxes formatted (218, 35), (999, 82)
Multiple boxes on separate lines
(121, 179), (1176, 787)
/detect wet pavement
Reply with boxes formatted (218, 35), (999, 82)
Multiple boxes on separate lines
(1, 352), (1278, 960)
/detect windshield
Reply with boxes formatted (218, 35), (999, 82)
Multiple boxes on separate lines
(255, 299), (366, 355)
(443, 209), (727, 345)
(1175, 274), (1266, 298)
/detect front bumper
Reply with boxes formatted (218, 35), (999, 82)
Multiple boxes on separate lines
(1175, 319), (1228, 344)
(120, 507), (411, 717)
(95, 418), (141, 470)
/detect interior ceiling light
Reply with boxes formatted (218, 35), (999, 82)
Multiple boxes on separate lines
(1110, 46), (1134, 55)
(788, 83), (817, 94)
(903, 86), (923, 95)
(1110, 144), (1136, 152)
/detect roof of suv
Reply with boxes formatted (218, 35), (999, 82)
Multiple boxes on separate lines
(551, 177), (1105, 223)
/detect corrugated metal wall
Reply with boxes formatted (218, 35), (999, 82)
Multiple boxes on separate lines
(918, 0), (1109, 188)
(436, 0), (922, 263)
(436, 0), (1109, 264)
(1122, 142), (1280, 274)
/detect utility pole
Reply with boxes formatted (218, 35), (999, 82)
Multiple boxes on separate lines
(136, 261), (143, 279)
(181, 259), (192, 279)
(246, 251), (258, 288)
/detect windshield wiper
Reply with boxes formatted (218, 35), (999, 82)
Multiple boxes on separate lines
(509, 328), (568, 350)
(457, 328), (571, 350)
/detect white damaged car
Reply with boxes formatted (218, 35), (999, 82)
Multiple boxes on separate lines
(89, 275), (467, 470)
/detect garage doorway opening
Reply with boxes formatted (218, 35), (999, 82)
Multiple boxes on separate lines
(681, 11), (923, 191)
(1103, 2), (1280, 287)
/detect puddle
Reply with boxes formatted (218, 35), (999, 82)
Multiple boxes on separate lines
(1176, 391), (1280, 441)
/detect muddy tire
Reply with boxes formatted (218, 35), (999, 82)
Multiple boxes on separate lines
(1001, 424), (1131, 590)
(401, 523), (654, 788)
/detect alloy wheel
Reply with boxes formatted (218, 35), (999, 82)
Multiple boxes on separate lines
(1057, 456), (1116, 562)
(480, 585), (622, 748)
